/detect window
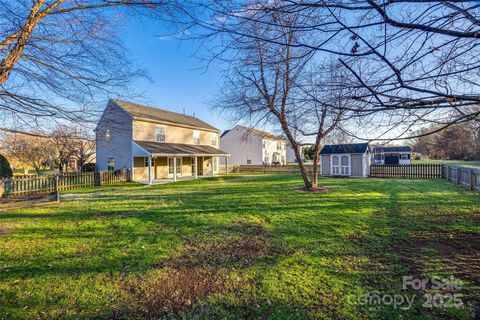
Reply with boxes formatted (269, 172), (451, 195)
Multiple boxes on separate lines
(156, 126), (165, 142)
(107, 157), (114, 171)
(213, 157), (218, 172)
(400, 154), (410, 160)
(144, 157), (150, 167)
(276, 141), (282, 150)
(105, 129), (111, 141)
(262, 140), (266, 148)
(193, 130), (200, 144)
(247, 159), (252, 164)
(264, 156), (269, 164)
(272, 152), (279, 163)
(211, 133), (218, 146)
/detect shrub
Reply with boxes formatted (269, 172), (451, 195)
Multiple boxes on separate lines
(0, 154), (13, 178)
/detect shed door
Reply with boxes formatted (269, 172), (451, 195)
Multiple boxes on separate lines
(332, 155), (350, 175)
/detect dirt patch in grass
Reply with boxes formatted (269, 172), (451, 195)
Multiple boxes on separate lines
(0, 224), (15, 236)
(167, 220), (285, 268)
(121, 267), (246, 318)
(120, 220), (285, 317)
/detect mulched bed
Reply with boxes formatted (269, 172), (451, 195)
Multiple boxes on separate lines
(295, 186), (329, 193)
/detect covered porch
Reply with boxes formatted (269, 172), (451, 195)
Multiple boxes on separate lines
(131, 141), (230, 184)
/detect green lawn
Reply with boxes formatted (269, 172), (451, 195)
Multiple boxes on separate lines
(1, 175), (479, 319)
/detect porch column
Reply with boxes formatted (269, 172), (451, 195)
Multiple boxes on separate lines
(147, 156), (152, 185)
(225, 157), (228, 175)
(194, 156), (198, 179)
(173, 156), (177, 182)
(211, 157), (215, 177)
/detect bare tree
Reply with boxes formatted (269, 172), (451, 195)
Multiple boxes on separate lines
(2, 133), (53, 174)
(212, 9), (353, 190)
(185, 0), (480, 141)
(0, 0), (183, 133)
(72, 128), (96, 172)
(50, 126), (78, 173)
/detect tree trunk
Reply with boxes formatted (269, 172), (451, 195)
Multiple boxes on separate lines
(0, 0), (46, 84)
(312, 154), (319, 188)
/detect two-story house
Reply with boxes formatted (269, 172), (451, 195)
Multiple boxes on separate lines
(220, 125), (287, 165)
(95, 99), (229, 183)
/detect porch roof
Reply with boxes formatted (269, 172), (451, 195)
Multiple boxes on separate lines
(134, 140), (229, 157)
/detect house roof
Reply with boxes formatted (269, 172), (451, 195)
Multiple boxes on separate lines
(135, 140), (229, 156)
(113, 99), (219, 132)
(223, 125), (285, 140)
(372, 146), (412, 153)
(220, 129), (231, 138)
(320, 143), (369, 155)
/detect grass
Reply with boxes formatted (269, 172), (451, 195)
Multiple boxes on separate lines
(413, 159), (480, 168)
(0, 174), (479, 319)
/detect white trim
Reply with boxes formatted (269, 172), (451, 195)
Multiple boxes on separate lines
(330, 154), (352, 176)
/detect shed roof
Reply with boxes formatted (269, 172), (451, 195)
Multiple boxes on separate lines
(373, 146), (412, 153)
(320, 143), (369, 155)
(135, 140), (229, 156)
(113, 99), (219, 132)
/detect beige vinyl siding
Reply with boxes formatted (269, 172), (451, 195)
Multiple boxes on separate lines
(133, 120), (218, 146)
(155, 157), (168, 179)
(321, 155), (331, 175)
(133, 157), (148, 181)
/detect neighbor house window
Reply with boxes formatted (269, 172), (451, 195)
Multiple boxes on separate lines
(156, 126), (165, 142)
(193, 130), (200, 144)
(262, 140), (266, 148)
(400, 154), (410, 160)
(211, 133), (218, 146)
(105, 129), (111, 141)
(107, 157), (114, 171)
(276, 141), (282, 150)
(144, 157), (150, 167)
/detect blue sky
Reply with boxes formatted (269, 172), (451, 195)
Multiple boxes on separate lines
(120, 17), (233, 132)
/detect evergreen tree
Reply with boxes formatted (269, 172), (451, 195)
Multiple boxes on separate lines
(0, 154), (13, 178)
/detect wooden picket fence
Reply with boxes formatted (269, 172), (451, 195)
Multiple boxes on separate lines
(0, 170), (130, 197)
(370, 164), (443, 179)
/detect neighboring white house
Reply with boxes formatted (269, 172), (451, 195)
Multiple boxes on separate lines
(371, 146), (412, 165)
(220, 125), (287, 165)
(320, 143), (370, 177)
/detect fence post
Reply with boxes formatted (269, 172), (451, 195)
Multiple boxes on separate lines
(470, 170), (475, 191)
(457, 168), (461, 185)
(55, 175), (60, 202)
